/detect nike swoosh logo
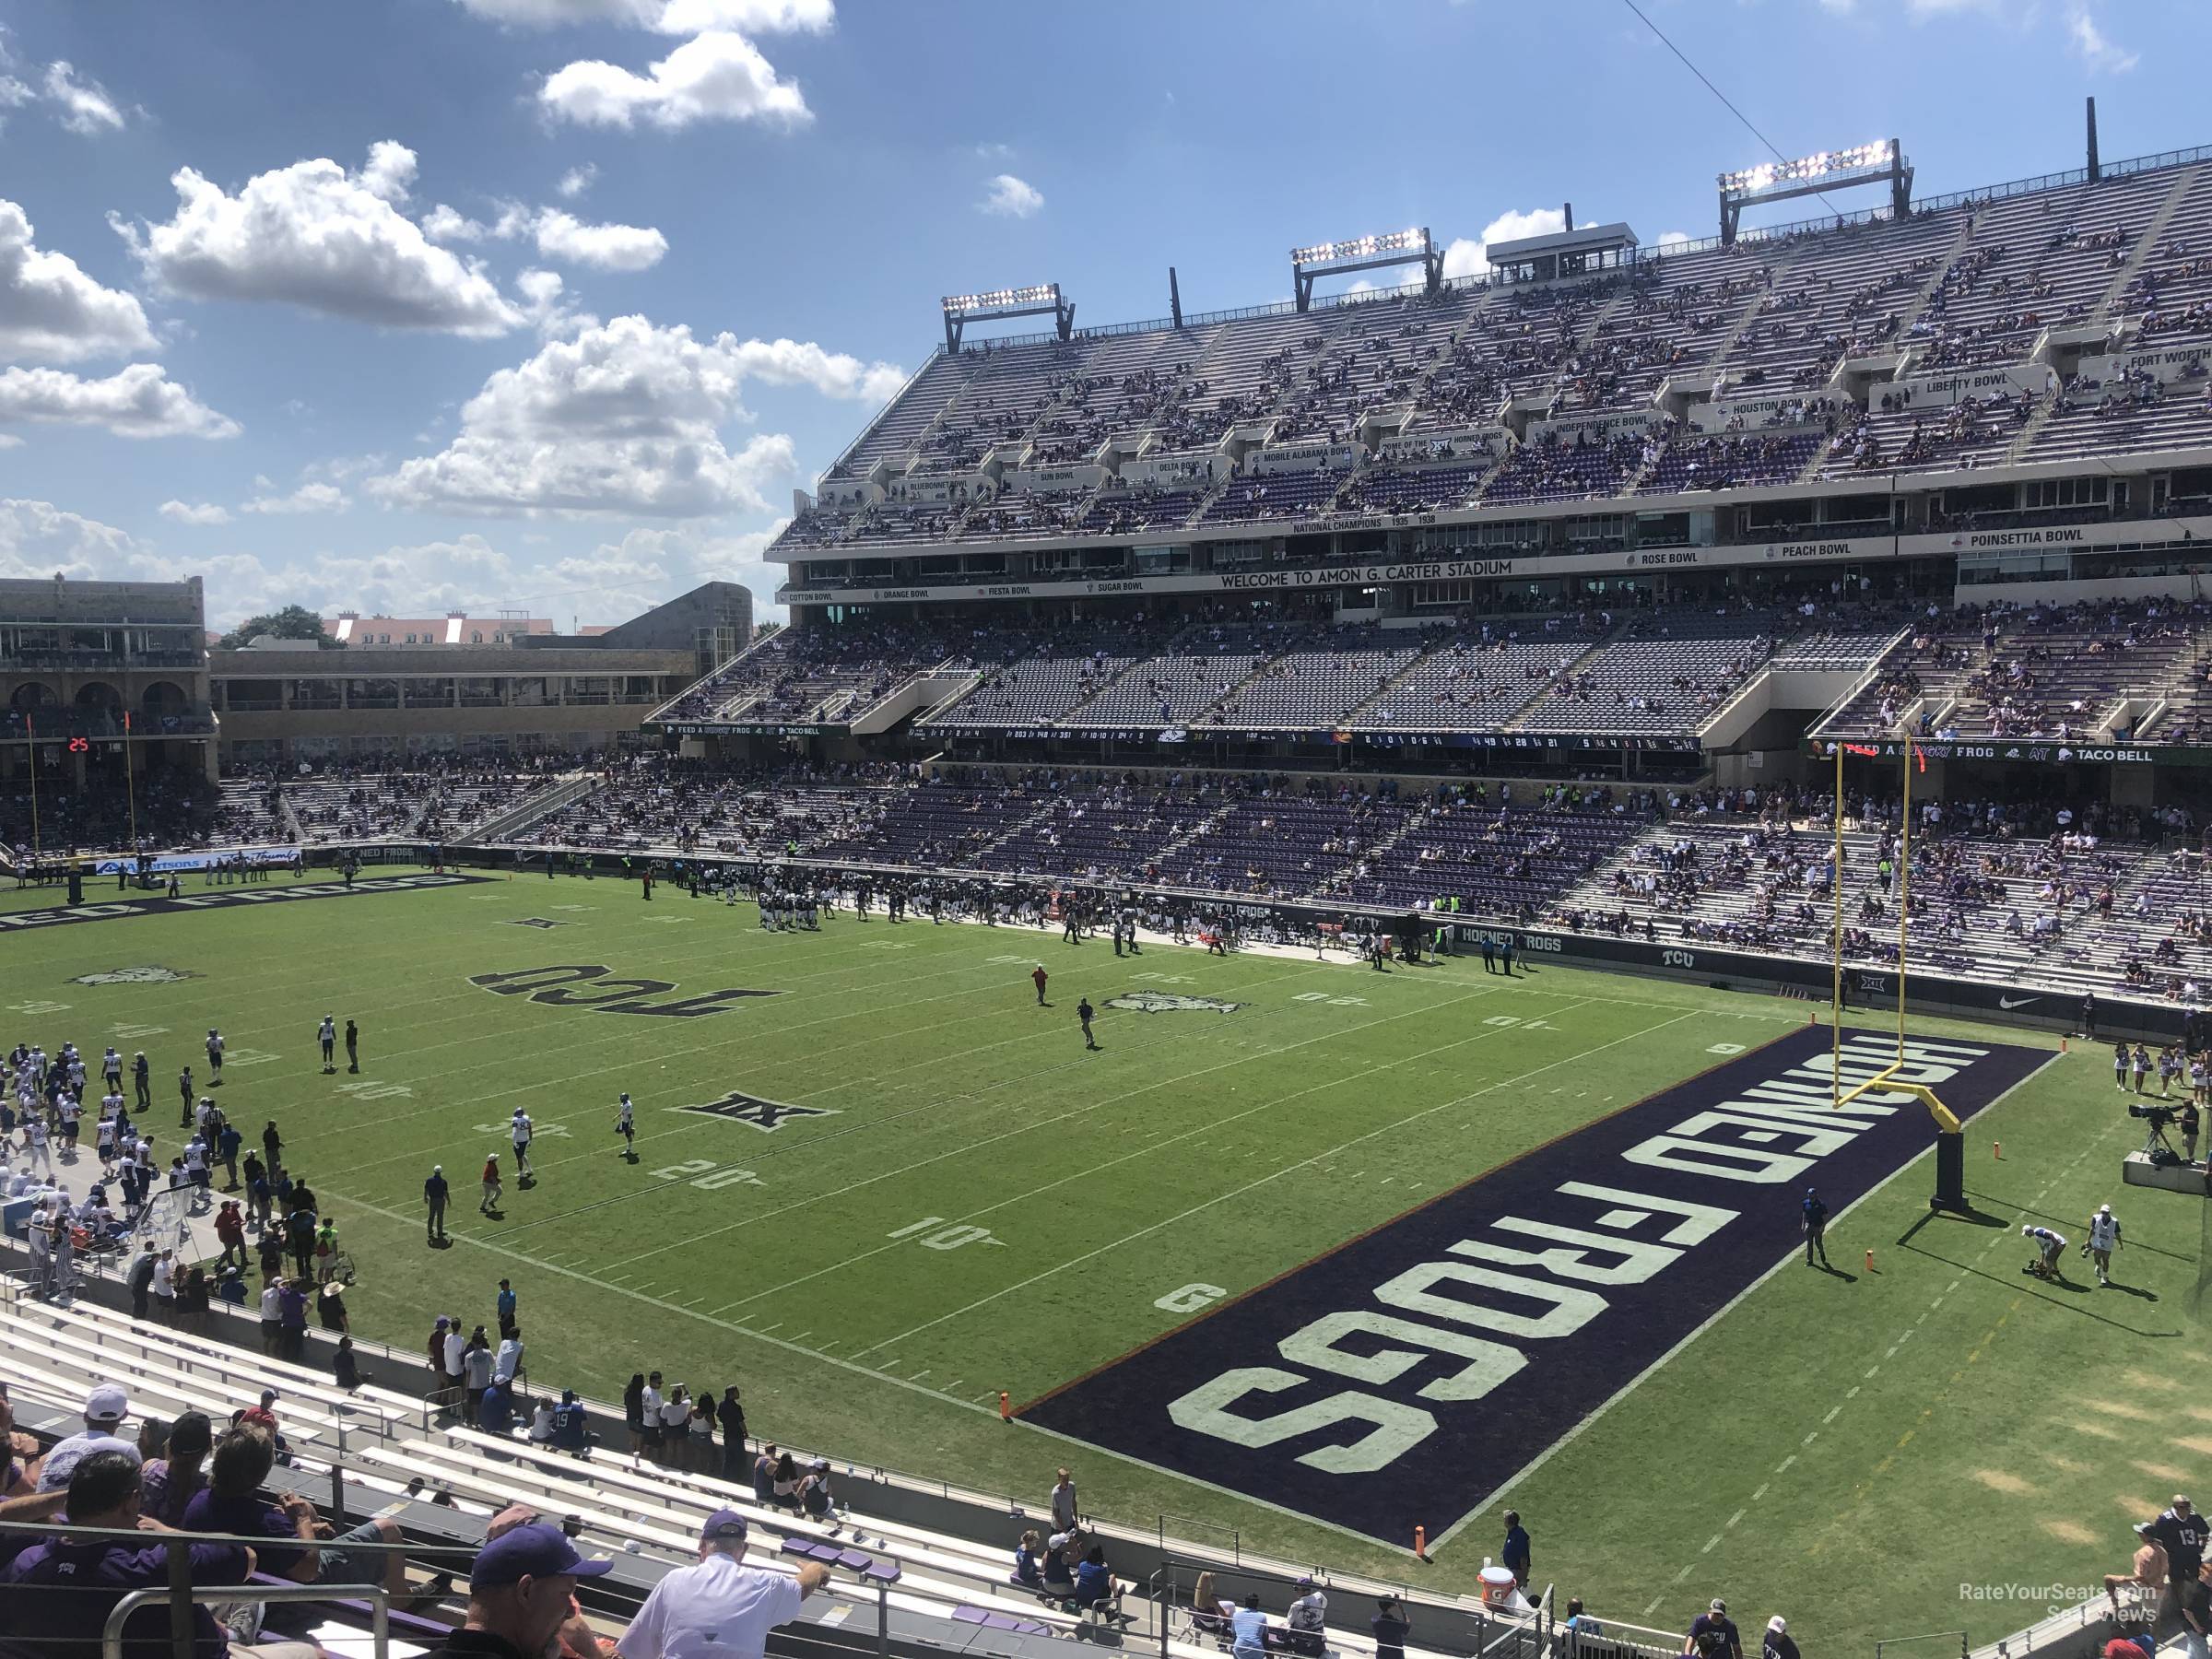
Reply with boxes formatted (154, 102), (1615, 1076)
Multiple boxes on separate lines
(1997, 996), (2036, 1010)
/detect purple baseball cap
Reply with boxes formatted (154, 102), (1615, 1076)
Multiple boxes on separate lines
(470, 1524), (614, 1588)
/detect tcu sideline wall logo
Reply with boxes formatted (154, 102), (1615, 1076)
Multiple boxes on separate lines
(1024, 1029), (2051, 1545)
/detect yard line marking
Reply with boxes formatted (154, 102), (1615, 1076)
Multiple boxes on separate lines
(594, 979), (1537, 1279)
(1802, 1431), (1818, 1446)
(1700, 1534), (1723, 1555)
(1750, 1483), (1769, 1502)
(1775, 1455), (1796, 1475)
(484, 955), (1378, 1244)
(853, 1005), (1683, 1364)
(1725, 1510), (1745, 1530)
(1822, 1406), (1841, 1425)
(1643, 1598), (1665, 1618)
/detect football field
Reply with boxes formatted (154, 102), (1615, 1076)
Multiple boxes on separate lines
(6, 865), (2206, 1651)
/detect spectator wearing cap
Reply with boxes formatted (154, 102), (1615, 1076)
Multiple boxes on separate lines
(798, 1456), (837, 1524)
(1372, 1597), (1412, 1659)
(552, 1390), (592, 1458)
(0, 1447), (323, 1659)
(141, 1409), (214, 1526)
(426, 1519), (613, 1659)
(2145, 1495), (2208, 1620)
(1686, 1598), (1743, 1659)
(1761, 1616), (1798, 1659)
(37, 1382), (142, 1491)
(2106, 1523), (2169, 1612)
(1502, 1509), (1532, 1587)
(1286, 1575), (1327, 1653)
(614, 1508), (828, 1659)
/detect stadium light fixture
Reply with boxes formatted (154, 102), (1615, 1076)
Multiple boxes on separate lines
(1288, 228), (1441, 312)
(1289, 229), (1428, 266)
(1716, 138), (1909, 247)
(939, 283), (1075, 351)
(1718, 140), (1896, 194)
(941, 284), (1062, 314)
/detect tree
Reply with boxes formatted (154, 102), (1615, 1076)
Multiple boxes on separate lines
(218, 605), (341, 651)
(753, 619), (783, 641)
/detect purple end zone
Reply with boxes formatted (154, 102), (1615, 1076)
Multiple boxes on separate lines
(1022, 1025), (2052, 1545)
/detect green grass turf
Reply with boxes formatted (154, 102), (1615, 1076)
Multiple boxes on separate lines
(7, 865), (2206, 1651)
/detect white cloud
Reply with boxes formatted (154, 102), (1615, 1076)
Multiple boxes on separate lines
(113, 143), (524, 336)
(529, 208), (667, 270)
(0, 363), (239, 439)
(41, 61), (126, 135)
(454, 0), (831, 28)
(979, 173), (1043, 219)
(0, 497), (144, 579)
(538, 29), (810, 129)
(557, 162), (598, 198)
(515, 267), (599, 337)
(425, 199), (665, 269)
(559, 521), (784, 621)
(420, 203), (488, 243)
(159, 500), (232, 525)
(0, 199), (159, 363)
(1441, 206), (1568, 280)
(2065, 2), (2136, 71)
(242, 481), (349, 515)
(453, 0), (661, 23)
(725, 335), (905, 402)
(652, 0), (833, 34)
(1656, 229), (1692, 252)
(372, 313), (894, 516)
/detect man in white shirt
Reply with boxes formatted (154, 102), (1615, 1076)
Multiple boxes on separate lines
(2087, 1203), (2124, 1287)
(36, 1383), (141, 1491)
(511, 1109), (535, 1180)
(616, 1509), (827, 1659)
(493, 1329), (524, 1386)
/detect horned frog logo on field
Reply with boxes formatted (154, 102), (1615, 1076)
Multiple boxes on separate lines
(1105, 991), (1243, 1015)
(71, 966), (198, 986)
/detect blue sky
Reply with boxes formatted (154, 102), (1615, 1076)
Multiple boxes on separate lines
(0, 0), (2201, 628)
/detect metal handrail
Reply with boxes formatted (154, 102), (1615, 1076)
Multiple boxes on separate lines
(103, 1582), (389, 1659)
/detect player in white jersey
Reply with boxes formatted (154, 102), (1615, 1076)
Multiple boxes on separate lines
(511, 1109), (535, 1179)
(23, 1113), (52, 1176)
(2085, 1203), (2124, 1286)
(614, 1094), (636, 1159)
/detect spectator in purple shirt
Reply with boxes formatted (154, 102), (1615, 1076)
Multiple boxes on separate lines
(140, 1409), (214, 1526)
(0, 1447), (319, 1658)
(181, 1425), (412, 1602)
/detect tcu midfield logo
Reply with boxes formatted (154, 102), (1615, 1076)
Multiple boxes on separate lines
(467, 965), (777, 1019)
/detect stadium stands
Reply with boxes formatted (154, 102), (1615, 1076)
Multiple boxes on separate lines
(772, 151), (2212, 560)
(0, 1278), (1510, 1659)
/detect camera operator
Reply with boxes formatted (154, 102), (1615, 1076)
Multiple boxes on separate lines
(2021, 1224), (2067, 1282)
